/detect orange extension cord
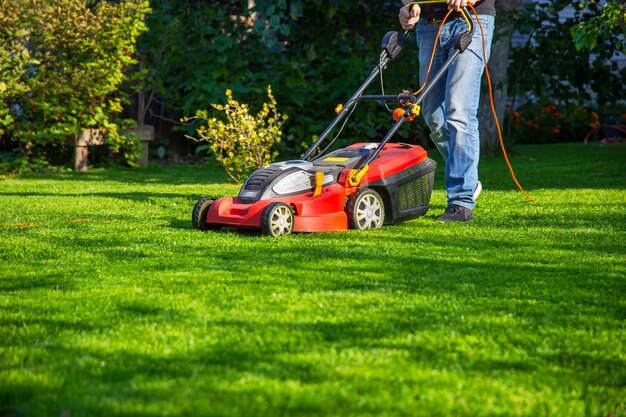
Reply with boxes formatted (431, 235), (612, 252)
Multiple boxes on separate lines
(410, 4), (536, 202)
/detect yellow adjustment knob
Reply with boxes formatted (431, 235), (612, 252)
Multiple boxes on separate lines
(335, 104), (343, 114)
(313, 171), (324, 196)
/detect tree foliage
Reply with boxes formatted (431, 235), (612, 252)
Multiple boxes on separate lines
(0, 2), (33, 136)
(507, 0), (626, 143)
(140, 0), (427, 156)
(0, 0), (149, 164)
(571, 0), (626, 52)
(143, 1), (626, 154)
(4, 0), (624, 170)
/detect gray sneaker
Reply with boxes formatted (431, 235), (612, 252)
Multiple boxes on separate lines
(473, 181), (482, 200)
(438, 204), (474, 222)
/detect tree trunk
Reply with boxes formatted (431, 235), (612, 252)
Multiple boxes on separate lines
(478, 0), (522, 156)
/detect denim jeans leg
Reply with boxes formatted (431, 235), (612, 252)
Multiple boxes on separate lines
(444, 15), (494, 209)
(416, 15), (494, 209)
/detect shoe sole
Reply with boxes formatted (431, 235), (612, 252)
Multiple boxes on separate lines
(437, 216), (474, 223)
(473, 181), (482, 200)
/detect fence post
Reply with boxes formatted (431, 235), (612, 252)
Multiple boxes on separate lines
(73, 129), (104, 172)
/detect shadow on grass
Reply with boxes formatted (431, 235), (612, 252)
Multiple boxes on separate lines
(0, 191), (212, 202)
(4, 143), (625, 192)
(4, 276), (625, 416)
(0, 273), (75, 293)
(11, 162), (232, 186)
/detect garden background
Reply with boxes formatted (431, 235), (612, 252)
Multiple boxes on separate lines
(1, 0), (624, 167)
(1, 1), (625, 416)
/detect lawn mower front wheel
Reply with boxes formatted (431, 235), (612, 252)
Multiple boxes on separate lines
(347, 188), (385, 231)
(261, 202), (294, 237)
(192, 197), (221, 231)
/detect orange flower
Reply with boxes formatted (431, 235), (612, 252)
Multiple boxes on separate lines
(552, 112), (563, 119)
(543, 104), (557, 112)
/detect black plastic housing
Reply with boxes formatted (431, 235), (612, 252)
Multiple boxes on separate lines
(454, 31), (473, 52)
(368, 158), (437, 224)
(381, 31), (408, 61)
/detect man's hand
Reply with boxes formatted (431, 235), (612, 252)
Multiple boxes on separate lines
(398, 3), (420, 31)
(446, 0), (477, 12)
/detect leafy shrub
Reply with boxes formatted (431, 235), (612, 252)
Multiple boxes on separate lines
(571, 0), (626, 53)
(0, 8), (33, 136)
(0, 149), (60, 175)
(189, 87), (287, 183)
(508, 102), (592, 144)
(508, 0), (626, 135)
(0, 0), (149, 168)
(139, 1), (425, 157)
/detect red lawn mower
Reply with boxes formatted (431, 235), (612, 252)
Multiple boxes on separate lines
(192, 10), (475, 236)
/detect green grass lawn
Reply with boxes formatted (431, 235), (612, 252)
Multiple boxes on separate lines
(1, 142), (625, 417)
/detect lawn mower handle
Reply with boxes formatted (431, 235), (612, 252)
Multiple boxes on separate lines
(301, 6), (474, 164)
(358, 7), (475, 169)
(301, 29), (411, 161)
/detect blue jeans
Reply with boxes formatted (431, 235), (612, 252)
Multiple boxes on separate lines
(415, 14), (494, 209)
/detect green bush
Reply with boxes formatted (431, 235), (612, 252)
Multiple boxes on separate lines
(139, 1), (426, 157)
(0, 9), (32, 136)
(508, 0), (626, 143)
(571, 0), (625, 53)
(507, 102), (597, 144)
(0, 149), (59, 175)
(0, 0), (149, 167)
(190, 87), (287, 183)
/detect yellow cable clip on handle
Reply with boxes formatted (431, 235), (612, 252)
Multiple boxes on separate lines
(348, 165), (369, 187)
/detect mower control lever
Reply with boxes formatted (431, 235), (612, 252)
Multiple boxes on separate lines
(454, 7), (475, 52)
(380, 30), (411, 61)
